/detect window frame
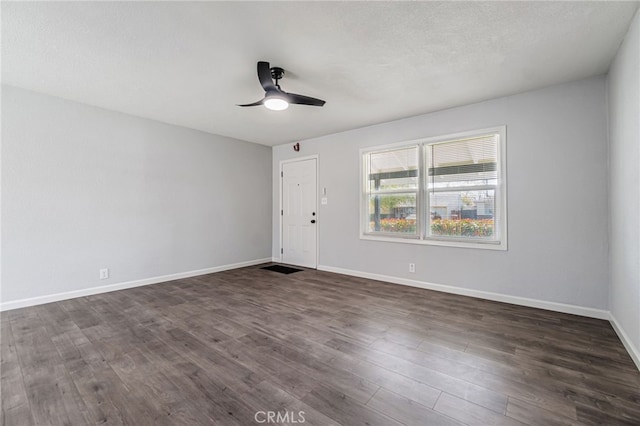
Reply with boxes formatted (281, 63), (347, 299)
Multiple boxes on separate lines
(360, 126), (507, 250)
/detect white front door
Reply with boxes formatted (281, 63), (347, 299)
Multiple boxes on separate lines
(282, 158), (317, 268)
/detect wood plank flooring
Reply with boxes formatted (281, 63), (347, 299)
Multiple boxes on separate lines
(2, 264), (639, 425)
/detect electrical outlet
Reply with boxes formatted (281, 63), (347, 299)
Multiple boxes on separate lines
(409, 263), (415, 273)
(99, 268), (109, 280)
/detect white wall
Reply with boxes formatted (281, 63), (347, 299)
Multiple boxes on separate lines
(608, 10), (640, 367)
(273, 76), (609, 315)
(1, 85), (272, 307)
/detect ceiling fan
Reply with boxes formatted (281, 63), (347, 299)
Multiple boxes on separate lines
(238, 61), (326, 111)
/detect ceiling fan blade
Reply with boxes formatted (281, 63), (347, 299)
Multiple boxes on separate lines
(286, 92), (326, 107)
(257, 61), (276, 91)
(237, 99), (264, 107)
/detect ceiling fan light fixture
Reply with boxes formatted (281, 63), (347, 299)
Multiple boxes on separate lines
(264, 96), (289, 111)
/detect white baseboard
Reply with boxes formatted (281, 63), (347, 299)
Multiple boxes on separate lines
(609, 313), (640, 370)
(0, 258), (271, 312)
(317, 264), (610, 320)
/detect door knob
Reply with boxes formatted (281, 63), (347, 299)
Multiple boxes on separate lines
(311, 219), (316, 224)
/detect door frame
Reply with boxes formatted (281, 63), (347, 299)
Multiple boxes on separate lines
(278, 154), (319, 268)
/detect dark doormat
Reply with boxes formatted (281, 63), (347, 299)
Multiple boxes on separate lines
(261, 265), (303, 274)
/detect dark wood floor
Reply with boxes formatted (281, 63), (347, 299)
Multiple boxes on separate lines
(2, 264), (639, 425)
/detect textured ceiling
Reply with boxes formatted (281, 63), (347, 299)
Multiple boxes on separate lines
(3, 2), (638, 146)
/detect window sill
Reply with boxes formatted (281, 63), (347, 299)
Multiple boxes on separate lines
(360, 234), (507, 251)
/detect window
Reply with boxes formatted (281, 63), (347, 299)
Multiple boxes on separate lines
(364, 146), (419, 236)
(361, 127), (507, 250)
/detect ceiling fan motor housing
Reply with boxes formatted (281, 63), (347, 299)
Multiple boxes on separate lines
(270, 67), (285, 81)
